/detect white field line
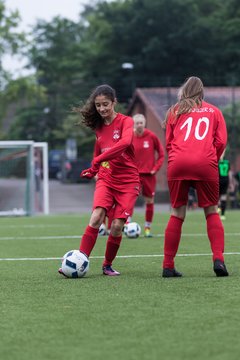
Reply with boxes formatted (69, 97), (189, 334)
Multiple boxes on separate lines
(0, 232), (239, 261)
(0, 233), (240, 241)
(0, 252), (240, 261)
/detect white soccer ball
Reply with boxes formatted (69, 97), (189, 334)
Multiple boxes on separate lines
(98, 223), (107, 236)
(124, 222), (141, 238)
(61, 250), (89, 278)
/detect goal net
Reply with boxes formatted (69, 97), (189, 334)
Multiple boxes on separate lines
(0, 141), (49, 216)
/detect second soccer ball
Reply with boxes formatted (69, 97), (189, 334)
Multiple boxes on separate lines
(124, 222), (141, 238)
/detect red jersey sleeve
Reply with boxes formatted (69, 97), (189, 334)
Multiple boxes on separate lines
(166, 119), (174, 154)
(213, 110), (227, 161)
(152, 135), (165, 172)
(90, 139), (102, 173)
(93, 138), (101, 158)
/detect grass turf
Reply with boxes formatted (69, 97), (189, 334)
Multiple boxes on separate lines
(0, 210), (240, 360)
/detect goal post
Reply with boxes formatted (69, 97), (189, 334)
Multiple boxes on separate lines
(0, 141), (49, 216)
(34, 142), (49, 215)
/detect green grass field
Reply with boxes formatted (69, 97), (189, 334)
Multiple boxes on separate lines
(0, 210), (240, 360)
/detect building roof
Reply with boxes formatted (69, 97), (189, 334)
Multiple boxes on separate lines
(128, 86), (240, 122)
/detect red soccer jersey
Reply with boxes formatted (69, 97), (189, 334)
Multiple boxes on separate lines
(132, 129), (165, 174)
(166, 101), (227, 181)
(93, 113), (140, 192)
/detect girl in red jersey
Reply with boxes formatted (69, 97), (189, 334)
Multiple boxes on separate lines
(59, 84), (140, 276)
(132, 114), (165, 237)
(162, 76), (229, 278)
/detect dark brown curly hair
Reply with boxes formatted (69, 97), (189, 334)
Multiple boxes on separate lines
(73, 84), (117, 130)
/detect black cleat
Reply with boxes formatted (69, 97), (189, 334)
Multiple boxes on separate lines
(213, 259), (229, 277)
(162, 268), (182, 278)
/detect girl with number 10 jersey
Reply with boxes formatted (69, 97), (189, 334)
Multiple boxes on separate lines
(162, 76), (229, 278)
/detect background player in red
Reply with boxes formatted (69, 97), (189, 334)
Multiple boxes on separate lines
(162, 76), (229, 278)
(132, 114), (165, 237)
(59, 84), (140, 276)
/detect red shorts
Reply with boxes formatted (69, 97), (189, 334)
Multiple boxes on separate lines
(93, 181), (138, 220)
(168, 180), (219, 208)
(140, 174), (156, 198)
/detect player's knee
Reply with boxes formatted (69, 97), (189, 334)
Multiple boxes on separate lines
(89, 218), (102, 228)
(111, 222), (123, 236)
(89, 208), (106, 228)
(144, 196), (154, 204)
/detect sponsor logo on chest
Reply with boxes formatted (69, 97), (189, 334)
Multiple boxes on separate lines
(143, 141), (150, 148)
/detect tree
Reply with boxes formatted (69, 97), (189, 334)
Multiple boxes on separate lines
(3, 0), (240, 149)
(0, 0), (26, 85)
(0, 0), (28, 134)
(0, 77), (46, 142)
(217, 0), (240, 84)
(222, 97), (240, 164)
(66, 0), (240, 100)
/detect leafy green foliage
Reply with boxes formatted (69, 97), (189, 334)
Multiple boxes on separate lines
(0, 0), (26, 81)
(1, 0), (240, 151)
(222, 100), (240, 162)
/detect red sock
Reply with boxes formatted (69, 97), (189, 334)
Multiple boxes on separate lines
(163, 215), (184, 269)
(146, 203), (154, 223)
(103, 234), (122, 267)
(206, 213), (225, 262)
(79, 225), (99, 257)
